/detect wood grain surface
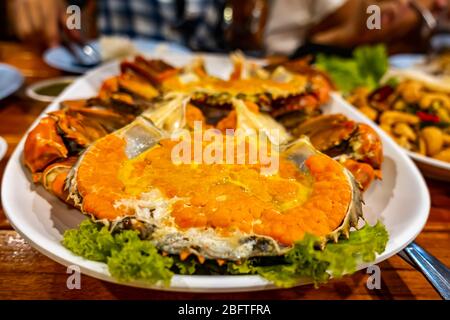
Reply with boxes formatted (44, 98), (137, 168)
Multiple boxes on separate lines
(0, 41), (449, 300)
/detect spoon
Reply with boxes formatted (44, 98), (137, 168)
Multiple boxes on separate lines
(61, 37), (101, 67)
(398, 242), (450, 300)
(59, 19), (101, 67)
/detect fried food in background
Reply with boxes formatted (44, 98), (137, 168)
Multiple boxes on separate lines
(348, 78), (450, 163)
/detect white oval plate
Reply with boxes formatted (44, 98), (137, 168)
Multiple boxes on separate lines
(1, 54), (431, 292)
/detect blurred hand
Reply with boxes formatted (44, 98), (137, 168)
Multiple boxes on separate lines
(12, 0), (64, 48)
(311, 0), (449, 47)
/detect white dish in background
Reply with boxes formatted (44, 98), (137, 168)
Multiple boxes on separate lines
(26, 77), (78, 102)
(0, 136), (7, 161)
(385, 55), (450, 180)
(1, 54), (430, 292)
(389, 54), (425, 69)
(407, 151), (450, 181)
(0, 63), (24, 100)
(44, 38), (191, 74)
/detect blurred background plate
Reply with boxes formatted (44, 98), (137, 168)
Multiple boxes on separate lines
(43, 38), (191, 74)
(0, 63), (24, 100)
(0, 136), (7, 161)
(25, 76), (77, 102)
(408, 151), (450, 182)
(387, 54), (450, 181)
(389, 54), (425, 69)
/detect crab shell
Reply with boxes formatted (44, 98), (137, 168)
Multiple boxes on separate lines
(66, 114), (363, 261)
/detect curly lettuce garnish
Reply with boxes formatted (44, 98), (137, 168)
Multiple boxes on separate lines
(63, 220), (173, 286)
(228, 221), (389, 287)
(62, 220), (388, 288)
(316, 44), (388, 94)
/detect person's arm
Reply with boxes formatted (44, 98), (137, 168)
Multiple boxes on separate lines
(10, 0), (64, 47)
(309, 0), (416, 47)
(9, 0), (91, 48)
(309, 0), (448, 48)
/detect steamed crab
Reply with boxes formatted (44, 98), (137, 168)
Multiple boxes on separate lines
(121, 54), (329, 127)
(64, 98), (364, 261)
(23, 53), (382, 230)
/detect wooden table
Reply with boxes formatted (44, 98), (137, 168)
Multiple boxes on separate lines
(0, 42), (449, 300)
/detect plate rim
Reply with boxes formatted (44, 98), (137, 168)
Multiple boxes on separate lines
(1, 58), (431, 292)
(408, 150), (450, 171)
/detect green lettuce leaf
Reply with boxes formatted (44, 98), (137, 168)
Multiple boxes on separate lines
(107, 231), (174, 285)
(316, 44), (388, 94)
(62, 219), (117, 262)
(228, 221), (389, 287)
(316, 55), (367, 93)
(63, 220), (174, 285)
(62, 219), (388, 288)
(353, 44), (388, 84)
(173, 257), (199, 275)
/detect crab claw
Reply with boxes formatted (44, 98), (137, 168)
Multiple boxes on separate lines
(42, 157), (78, 202)
(350, 123), (383, 170)
(294, 114), (383, 190)
(342, 159), (376, 191)
(24, 117), (68, 174)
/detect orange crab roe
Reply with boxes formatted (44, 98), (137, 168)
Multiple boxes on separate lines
(75, 135), (128, 220)
(76, 135), (352, 245)
(253, 154), (352, 245)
